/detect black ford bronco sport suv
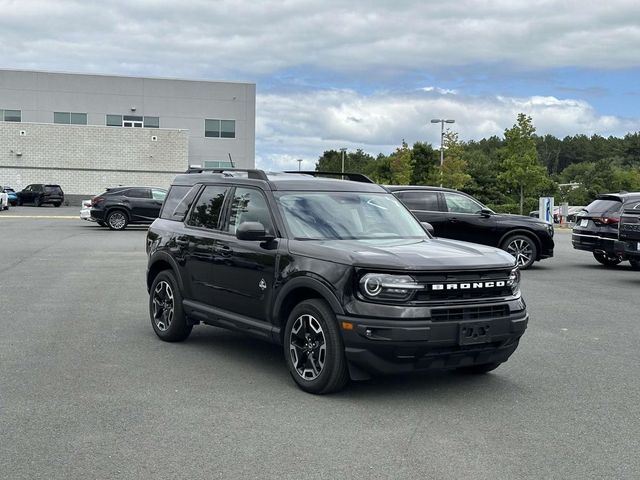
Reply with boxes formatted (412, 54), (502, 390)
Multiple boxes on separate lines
(614, 199), (640, 270)
(146, 170), (528, 394)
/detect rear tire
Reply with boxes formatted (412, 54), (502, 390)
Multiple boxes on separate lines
(53, 202), (61, 207)
(149, 270), (192, 342)
(593, 251), (622, 266)
(284, 299), (349, 394)
(106, 210), (128, 230)
(457, 362), (501, 374)
(501, 234), (537, 269)
(35, 196), (42, 207)
(629, 259), (640, 270)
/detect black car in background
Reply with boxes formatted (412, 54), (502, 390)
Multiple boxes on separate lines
(17, 184), (64, 207)
(90, 186), (167, 230)
(387, 186), (554, 269)
(572, 192), (640, 266)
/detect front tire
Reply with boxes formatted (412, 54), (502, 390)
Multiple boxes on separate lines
(149, 270), (192, 342)
(593, 251), (622, 266)
(53, 202), (61, 207)
(501, 234), (537, 269)
(106, 210), (128, 230)
(284, 299), (349, 394)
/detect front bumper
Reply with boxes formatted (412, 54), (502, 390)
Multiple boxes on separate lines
(338, 309), (528, 376)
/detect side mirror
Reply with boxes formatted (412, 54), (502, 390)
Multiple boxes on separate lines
(236, 221), (275, 242)
(480, 208), (493, 218)
(421, 222), (435, 236)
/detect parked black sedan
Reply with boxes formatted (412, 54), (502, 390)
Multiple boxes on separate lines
(387, 185), (554, 269)
(90, 186), (167, 230)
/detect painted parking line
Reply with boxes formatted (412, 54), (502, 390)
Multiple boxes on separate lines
(0, 215), (79, 219)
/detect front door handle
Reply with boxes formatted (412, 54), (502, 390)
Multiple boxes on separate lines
(217, 245), (233, 256)
(449, 217), (459, 223)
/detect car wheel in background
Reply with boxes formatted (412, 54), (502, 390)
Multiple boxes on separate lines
(284, 299), (349, 394)
(35, 196), (42, 207)
(149, 270), (192, 342)
(501, 234), (537, 270)
(593, 251), (622, 266)
(629, 259), (640, 270)
(53, 203), (61, 207)
(106, 210), (128, 230)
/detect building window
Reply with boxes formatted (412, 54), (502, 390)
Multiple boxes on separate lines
(106, 114), (122, 126)
(54, 112), (87, 125)
(144, 116), (159, 128)
(205, 119), (235, 138)
(1, 109), (21, 122)
(204, 161), (234, 169)
(123, 115), (143, 127)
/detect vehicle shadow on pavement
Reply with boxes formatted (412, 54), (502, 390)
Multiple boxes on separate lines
(178, 327), (524, 398)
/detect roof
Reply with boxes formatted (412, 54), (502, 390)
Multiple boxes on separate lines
(171, 170), (386, 193)
(385, 185), (463, 194)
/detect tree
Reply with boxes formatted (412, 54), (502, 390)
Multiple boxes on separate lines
(410, 142), (438, 185)
(499, 113), (550, 215)
(440, 130), (471, 190)
(370, 141), (412, 184)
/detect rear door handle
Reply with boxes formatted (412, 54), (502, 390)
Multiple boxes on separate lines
(217, 245), (233, 256)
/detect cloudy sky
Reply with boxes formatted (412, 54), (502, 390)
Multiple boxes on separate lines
(1, 0), (639, 170)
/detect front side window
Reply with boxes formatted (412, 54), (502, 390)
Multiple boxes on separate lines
(226, 188), (273, 235)
(151, 189), (167, 201)
(444, 192), (484, 214)
(187, 185), (228, 230)
(276, 192), (427, 240)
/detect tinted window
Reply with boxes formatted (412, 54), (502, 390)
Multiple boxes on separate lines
(226, 188), (273, 235)
(444, 192), (484, 214)
(396, 191), (440, 211)
(44, 185), (62, 194)
(586, 199), (621, 214)
(276, 192), (426, 240)
(161, 186), (200, 221)
(124, 188), (150, 199)
(187, 185), (228, 229)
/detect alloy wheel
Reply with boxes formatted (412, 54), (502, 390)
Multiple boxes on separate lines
(152, 281), (174, 331)
(506, 239), (533, 268)
(109, 212), (126, 229)
(288, 314), (327, 380)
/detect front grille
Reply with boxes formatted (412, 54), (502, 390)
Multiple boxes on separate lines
(412, 269), (513, 302)
(430, 304), (510, 322)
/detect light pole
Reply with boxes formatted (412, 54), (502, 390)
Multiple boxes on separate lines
(431, 118), (455, 187)
(297, 159), (303, 171)
(339, 147), (347, 179)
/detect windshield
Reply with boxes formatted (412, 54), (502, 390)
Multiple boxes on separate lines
(275, 191), (427, 240)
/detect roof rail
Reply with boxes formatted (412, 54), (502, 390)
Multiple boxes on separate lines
(284, 170), (375, 184)
(185, 167), (269, 181)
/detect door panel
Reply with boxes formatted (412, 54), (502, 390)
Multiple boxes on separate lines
(441, 192), (496, 244)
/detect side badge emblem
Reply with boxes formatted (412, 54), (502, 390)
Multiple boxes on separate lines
(259, 279), (267, 291)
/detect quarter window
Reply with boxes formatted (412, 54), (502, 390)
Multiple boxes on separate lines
(444, 193), (484, 214)
(226, 187), (272, 235)
(161, 185), (200, 221)
(187, 185), (229, 230)
(124, 188), (150, 198)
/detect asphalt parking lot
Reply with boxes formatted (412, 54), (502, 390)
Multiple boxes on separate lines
(1, 207), (639, 480)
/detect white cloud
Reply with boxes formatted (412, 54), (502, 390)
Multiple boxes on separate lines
(256, 88), (640, 170)
(0, 0), (638, 77)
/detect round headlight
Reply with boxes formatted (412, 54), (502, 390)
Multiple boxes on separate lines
(359, 273), (421, 301)
(363, 275), (383, 297)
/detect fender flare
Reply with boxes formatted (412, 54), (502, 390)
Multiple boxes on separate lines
(147, 251), (185, 293)
(272, 275), (345, 323)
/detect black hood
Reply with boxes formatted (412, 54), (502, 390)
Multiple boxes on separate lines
(289, 237), (515, 270)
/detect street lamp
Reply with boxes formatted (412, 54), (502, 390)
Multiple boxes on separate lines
(297, 159), (303, 171)
(431, 118), (455, 187)
(339, 147), (347, 179)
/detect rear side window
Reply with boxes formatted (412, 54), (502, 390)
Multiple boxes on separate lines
(396, 191), (440, 211)
(586, 199), (621, 215)
(44, 185), (62, 194)
(160, 185), (199, 221)
(187, 185), (228, 230)
(124, 188), (150, 198)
